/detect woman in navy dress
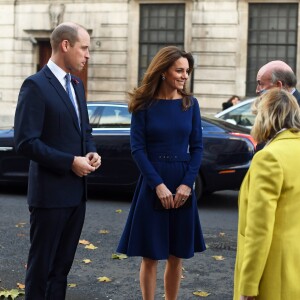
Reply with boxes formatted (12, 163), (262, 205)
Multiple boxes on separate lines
(117, 46), (206, 299)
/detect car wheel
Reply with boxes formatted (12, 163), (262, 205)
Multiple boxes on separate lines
(194, 175), (203, 201)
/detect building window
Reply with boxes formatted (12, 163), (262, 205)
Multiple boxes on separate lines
(246, 3), (298, 96)
(138, 4), (185, 82)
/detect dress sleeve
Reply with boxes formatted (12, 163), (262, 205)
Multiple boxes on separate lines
(239, 150), (282, 296)
(130, 109), (163, 190)
(181, 98), (203, 188)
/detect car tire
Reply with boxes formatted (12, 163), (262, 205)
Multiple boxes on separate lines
(194, 175), (203, 201)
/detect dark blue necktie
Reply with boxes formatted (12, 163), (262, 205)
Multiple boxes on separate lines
(65, 73), (80, 127)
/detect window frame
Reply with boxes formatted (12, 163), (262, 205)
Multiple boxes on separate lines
(246, 3), (298, 96)
(138, 3), (186, 82)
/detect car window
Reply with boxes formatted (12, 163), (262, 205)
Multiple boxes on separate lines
(218, 102), (255, 127)
(88, 106), (101, 127)
(88, 105), (131, 128)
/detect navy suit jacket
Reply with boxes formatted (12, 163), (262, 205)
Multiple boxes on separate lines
(14, 65), (96, 208)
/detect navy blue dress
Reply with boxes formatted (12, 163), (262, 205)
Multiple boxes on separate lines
(117, 98), (206, 260)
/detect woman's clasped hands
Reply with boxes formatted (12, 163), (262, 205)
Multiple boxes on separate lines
(156, 183), (191, 209)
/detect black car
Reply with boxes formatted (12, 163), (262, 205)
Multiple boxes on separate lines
(0, 101), (256, 199)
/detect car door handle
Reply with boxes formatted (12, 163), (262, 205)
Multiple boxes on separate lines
(0, 147), (13, 151)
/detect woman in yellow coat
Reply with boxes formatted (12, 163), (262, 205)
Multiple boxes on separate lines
(234, 88), (300, 300)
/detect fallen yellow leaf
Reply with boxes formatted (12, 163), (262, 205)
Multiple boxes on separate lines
(193, 290), (211, 297)
(99, 229), (109, 234)
(115, 209), (122, 213)
(68, 283), (77, 287)
(111, 253), (128, 260)
(0, 289), (25, 299)
(82, 259), (92, 264)
(17, 283), (25, 289)
(85, 243), (98, 250)
(212, 255), (225, 261)
(79, 239), (90, 245)
(219, 232), (226, 237)
(97, 276), (112, 282)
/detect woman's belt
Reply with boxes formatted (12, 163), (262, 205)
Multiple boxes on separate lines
(147, 153), (191, 162)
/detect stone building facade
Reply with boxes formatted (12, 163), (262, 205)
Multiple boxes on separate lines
(0, 0), (299, 125)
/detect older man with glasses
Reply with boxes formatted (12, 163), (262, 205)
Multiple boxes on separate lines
(256, 60), (300, 105)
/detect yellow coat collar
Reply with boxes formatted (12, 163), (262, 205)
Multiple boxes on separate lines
(265, 129), (300, 146)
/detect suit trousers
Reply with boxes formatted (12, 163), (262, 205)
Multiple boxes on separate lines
(25, 200), (86, 300)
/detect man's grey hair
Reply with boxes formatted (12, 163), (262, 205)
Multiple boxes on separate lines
(271, 68), (297, 89)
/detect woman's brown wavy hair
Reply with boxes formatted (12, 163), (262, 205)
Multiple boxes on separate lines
(128, 46), (194, 113)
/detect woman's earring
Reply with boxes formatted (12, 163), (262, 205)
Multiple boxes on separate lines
(162, 75), (165, 80)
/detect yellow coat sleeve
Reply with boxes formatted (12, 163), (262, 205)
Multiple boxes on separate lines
(239, 149), (283, 295)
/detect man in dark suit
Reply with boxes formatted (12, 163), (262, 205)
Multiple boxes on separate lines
(256, 60), (300, 105)
(14, 22), (101, 299)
